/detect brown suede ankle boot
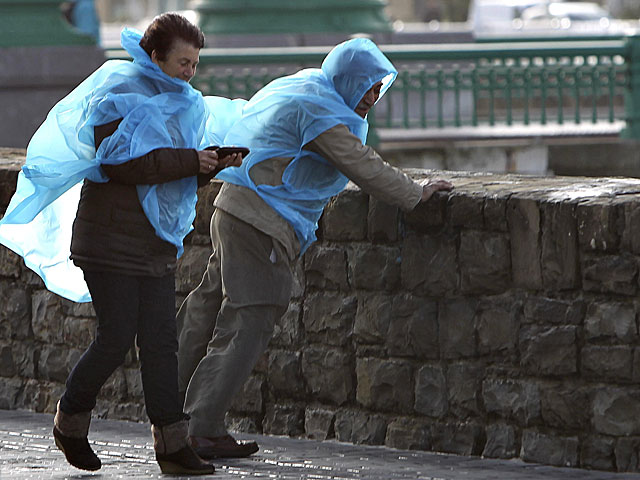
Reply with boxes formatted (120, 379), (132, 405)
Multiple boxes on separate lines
(152, 419), (215, 475)
(52, 401), (101, 471)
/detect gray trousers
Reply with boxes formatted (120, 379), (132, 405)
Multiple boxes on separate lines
(177, 209), (293, 437)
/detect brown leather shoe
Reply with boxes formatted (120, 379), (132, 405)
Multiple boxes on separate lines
(189, 434), (259, 458)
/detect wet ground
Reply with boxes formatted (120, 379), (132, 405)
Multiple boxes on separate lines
(2, 409), (640, 479)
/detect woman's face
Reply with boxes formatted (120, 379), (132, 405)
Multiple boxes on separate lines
(152, 39), (200, 83)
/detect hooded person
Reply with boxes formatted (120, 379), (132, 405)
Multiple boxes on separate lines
(0, 12), (244, 475)
(176, 37), (454, 459)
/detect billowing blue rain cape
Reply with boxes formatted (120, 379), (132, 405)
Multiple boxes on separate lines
(0, 28), (224, 302)
(218, 38), (397, 254)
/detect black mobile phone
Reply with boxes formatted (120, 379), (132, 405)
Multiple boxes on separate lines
(205, 146), (250, 157)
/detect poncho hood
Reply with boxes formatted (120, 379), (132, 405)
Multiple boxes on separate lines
(321, 37), (397, 110)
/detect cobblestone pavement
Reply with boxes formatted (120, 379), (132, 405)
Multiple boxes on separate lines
(2, 409), (640, 480)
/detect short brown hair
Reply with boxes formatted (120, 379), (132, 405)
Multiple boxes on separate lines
(139, 12), (205, 61)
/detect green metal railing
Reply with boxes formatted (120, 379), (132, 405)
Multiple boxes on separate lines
(107, 36), (640, 139)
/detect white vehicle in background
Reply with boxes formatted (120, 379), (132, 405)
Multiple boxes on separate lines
(468, 0), (632, 39)
(468, 0), (540, 36)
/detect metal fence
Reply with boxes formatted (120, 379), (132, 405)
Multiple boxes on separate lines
(107, 36), (638, 140)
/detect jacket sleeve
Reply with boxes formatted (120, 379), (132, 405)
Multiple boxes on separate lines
(303, 124), (423, 211)
(94, 119), (201, 185)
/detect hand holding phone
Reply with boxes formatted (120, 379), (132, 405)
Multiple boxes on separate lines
(205, 145), (250, 157)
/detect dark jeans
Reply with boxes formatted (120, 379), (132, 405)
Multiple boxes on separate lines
(60, 270), (183, 426)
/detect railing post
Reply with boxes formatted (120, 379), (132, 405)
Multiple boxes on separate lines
(622, 35), (640, 140)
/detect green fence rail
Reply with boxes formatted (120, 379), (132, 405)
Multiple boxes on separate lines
(107, 36), (640, 140)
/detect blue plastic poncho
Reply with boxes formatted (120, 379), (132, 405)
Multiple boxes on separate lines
(0, 28), (221, 302)
(218, 38), (397, 254)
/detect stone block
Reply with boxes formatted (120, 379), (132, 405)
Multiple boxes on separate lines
(447, 362), (484, 418)
(22, 269), (45, 288)
(404, 191), (448, 234)
(520, 430), (579, 468)
(0, 377), (25, 409)
(2, 341), (35, 378)
(304, 244), (348, 291)
(367, 197), (399, 243)
(439, 298), (477, 359)
(584, 301), (637, 342)
(519, 325), (577, 376)
(0, 282), (30, 339)
(290, 259), (305, 299)
(577, 200), (621, 252)
(99, 368), (128, 401)
(385, 417), (430, 450)
(582, 254), (638, 296)
(477, 299), (519, 355)
(37, 345), (79, 383)
(540, 383), (590, 430)
(304, 406), (336, 440)
(65, 301), (95, 318)
(484, 193), (509, 232)
(459, 230), (510, 294)
(353, 293), (392, 344)
(302, 292), (356, 347)
(483, 423), (518, 458)
(401, 233), (457, 296)
(386, 295), (439, 359)
(262, 403), (305, 436)
(449, 192), (484, 229)
(175, 245), (211, 295)
(356, 357), (413, 413)
(123, 367), (144, 399)
(16, 378), (55, 413)
(581, 435), (616, 471)
(268, 350), (304, 399)
(193, 181), (222, 235)
(633, 348), (640, 383)
(523, 296), (584, 325)
(0, 168), (19, 214)
(622, 201), (640, 255)
(321, 186), (368, 242)
(348, 245), (400, 291)
(98, 401), (146, 423)
(231, 374), (263, 414)
(592, 388), (640, 436)
(414, 364), (448, 417)
(301, 347), (354, 406)
(482, 378), (541, 425)
(62, 316), (95, 349)
(430, 422), (485, 456)
(0, 245), (21, 278)
(0, 343), (15, 376)
(615, 437), (640, 472)
(31, 290), (65, 344)
(226, 415), (260, 434)
(541, 201), (578, 289)
(507, 197), (542, 289)
(582, 346), (633, 382)
(334, 410), (387, 445)
(270, 302), (302, 347)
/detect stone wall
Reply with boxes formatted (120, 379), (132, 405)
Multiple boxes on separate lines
(3, 148), (640, 472)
